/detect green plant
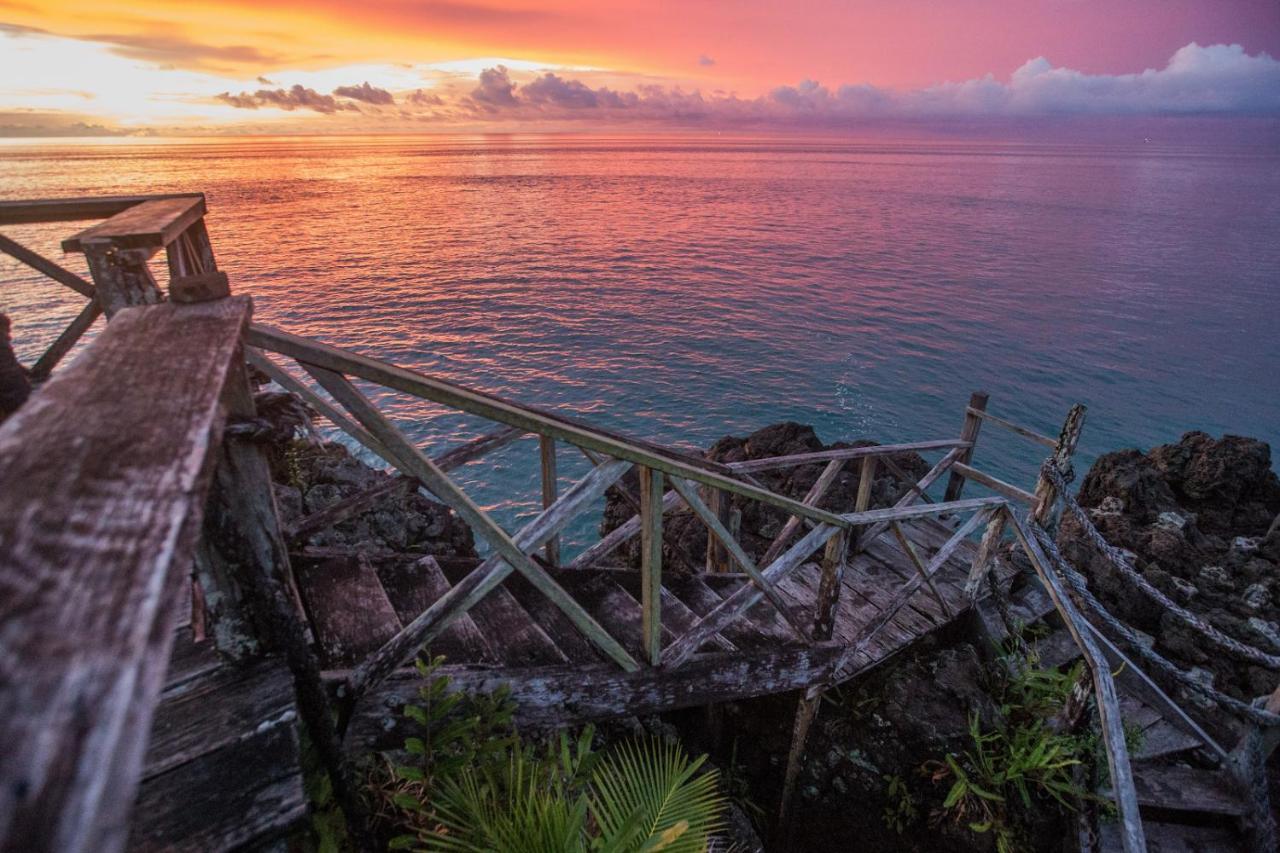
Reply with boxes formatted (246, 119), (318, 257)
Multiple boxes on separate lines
(387, 657), (726, 852)
(881, 773), (918, 834)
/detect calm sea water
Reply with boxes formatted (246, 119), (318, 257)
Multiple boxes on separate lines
(2, 132), (1277, 549)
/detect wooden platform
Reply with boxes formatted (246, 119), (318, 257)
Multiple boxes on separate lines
(295, 515), (998, 749)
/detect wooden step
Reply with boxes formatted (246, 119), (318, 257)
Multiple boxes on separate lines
(1097, 819), (1242, 852)
(295, 552), (402, 667)
(130, 636), (305, 851)
(664, 575), (793, 652)
(1102, 766), (1247, 818)
(550, 571), (675, 660)
(373, 554), (498, 664)
(436, 557), (569, 666)
(600, 569), (737, 654)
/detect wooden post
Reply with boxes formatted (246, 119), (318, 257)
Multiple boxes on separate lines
(963, 510), (1008, 600)
(639, 466), (664, 666)
(1032, 403), (1087, 528)
(850, 455), (877, 552)
(166, 219), (217, 279)
(82, 244), (163, 317)
(540, 435), (560, 566)
(944, 391), (988, 502)
(705, 488), (731, 573)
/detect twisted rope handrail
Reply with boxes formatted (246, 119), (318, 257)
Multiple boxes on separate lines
(1041, 461), (1280, 671)
(1031, 521), (1280, 727)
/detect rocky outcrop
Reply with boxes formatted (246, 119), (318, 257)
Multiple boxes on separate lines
(1059, 431), (1280, 701)
(599, 422), (929, 571)
(265, 437), (477, 559)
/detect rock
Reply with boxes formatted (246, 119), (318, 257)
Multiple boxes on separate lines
(1059, 431), (1280, 704)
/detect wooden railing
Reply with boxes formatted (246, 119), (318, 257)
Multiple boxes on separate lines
(0, 194), (1141, 853)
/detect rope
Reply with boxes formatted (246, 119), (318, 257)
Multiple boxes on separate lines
(1031, 522), (1280, 727)
(1041, 462), (1280, 671)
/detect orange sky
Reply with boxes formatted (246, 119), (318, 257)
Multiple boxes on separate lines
(2, 0), (1278, 133)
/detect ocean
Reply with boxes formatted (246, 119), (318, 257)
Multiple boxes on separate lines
(2, 131), (1277, 550)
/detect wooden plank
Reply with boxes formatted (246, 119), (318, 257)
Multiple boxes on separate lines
(82, 245), (163, 317)
(503, 568), (613, 664)
(855, 448), (967, 551)
(0, 194), (204, 226)
(433, 424), (525, 473)
(964, 510), (1008, 599)
(1136, 721), (1203, 761)
(372, 555), (496, 664)
(969, 407), (1057, 449)
(639, 467), (664, 664)
(0, 232), (97, 298)
(604, 572), (736, 654)
(662, 524), (838, 668)
(248, 323), (851, 531)
(891, 522), (953, 617)
(1097, 821), (1239, 853)
(30, 298), (102, 381)
(950, 462), (1037, 506)
(1004, 508), (1146, 853)
(540, 436), (560, 565)
(663, 576), (780, 652)
(343, 643), (844, 750)
(295, 554), (403, 667)
(1106, 766), (1246, 817)
(550, 572), (677, 661)
(62, 196), (208, 253)
(128, 716), (305, 852)
(143, 657), (296, 779)
(0, 298), (248, 853)
(726, 439), (971, 474)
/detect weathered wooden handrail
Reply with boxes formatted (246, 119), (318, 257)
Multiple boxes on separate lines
(949, 461), (1037, 506)
(62, 196), (207, 254)
(967, 406), (1057, 449)
(0, 297), (251, 853)
(726, 438), (971, 474)
(247, 323), (851, 531)
(0, 193), (205, 226)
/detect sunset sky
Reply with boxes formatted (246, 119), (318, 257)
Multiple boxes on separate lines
(2, 0), (1279, 135)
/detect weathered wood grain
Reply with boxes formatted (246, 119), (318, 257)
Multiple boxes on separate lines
(0, 298), (249, 853)
(296, 554), (403, 666)
(1033, 403), (1087, 526)
(969, 407), (1057, 449)
(82, 245), (163, 316)
(950, 461), (1037, 506)
(62, 196), (208, 253)
(373, 555), (497, 664)
(726, 439), (971, 474)
(343, 643), (844, 749)
(0, 194), (203, 226)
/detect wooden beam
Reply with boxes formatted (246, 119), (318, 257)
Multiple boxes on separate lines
(662, 523), (838, 669)
(0, 232), (97, 298)
(342, 643), (844, 749)
(62, 196), (208, 253)
(540, 436), (560, 566)
(247, 323), (850, 531)
(964, 510), (1008, 599)
(0, 194), (204, 226)
(760, 458), (846, 566)
(1033, 403), (1087, 527)
(856, 447), (965, 551)
(844, 494), (1002, 527)
(82, 246), (163, 317)
(566, 488), (682, 570)
(669, 476), (811, 643)
(944, 391), (988, 502)
(1003, 508), (1146, 853)
(302, 366), (641, 678)
(891, 522), (953, 617)
(969, 407), (1057, 449)
(726, 439), (971, 474)
(950, 461), (1037, 506)
(29, 299), (102, 381)
(639, 467), (664, 665)
(0, 298), (249, 853)
(704, 488), (731, 573)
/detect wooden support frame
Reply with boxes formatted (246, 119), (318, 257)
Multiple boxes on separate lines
(567, 488), (682, 570)
(299, 365), (641, 680)
(968, 407), (1056, 449)
(639, 467), (664, 665)
(669, 476), (812, 642)
(856, 447), (965, 552)
(964, 510), (1008, 599)
(891, 522), (953, 617)
(760, 458), (846, 566)
(726, 439), (971, 474)
(661, 523), (839, 669)
(944, 391), (988, 502)
(950, 461), (1037, 506)
(247, 323), (851, 532)
(1032, 403), (1087, 527)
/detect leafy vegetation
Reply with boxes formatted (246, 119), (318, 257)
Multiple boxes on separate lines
(921, 647), (1099, 853)
(382, 656), (727, 852)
